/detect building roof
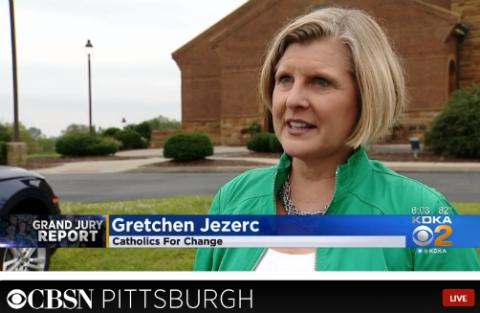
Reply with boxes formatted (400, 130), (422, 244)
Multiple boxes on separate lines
(173, 0), (277, 59)
(173, 0), (462, 59)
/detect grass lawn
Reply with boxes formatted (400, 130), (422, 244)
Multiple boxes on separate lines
(27, 152), (60, 159)
(454, 203), (480, 215)
(50, 198), (480, 271)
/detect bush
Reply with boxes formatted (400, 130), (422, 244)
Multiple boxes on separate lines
(248, 122), (262, 134)
(115, 130), (148, 150)
(247, 132), (282, 153)
(38, 138), (57, 153)
(0, 123), (57, 155)
(124, 123), (151, 141)
(0, 122), (36, 153)
(247, 132), (271, 152)
(55, 133), (120, 156)
(0, 124), (10, 142)
(88, 137), (121, 156)
(29, 137), (57, 154)
(102, 127), (122, 138)
(0, 141), (6, 164)
(163, 133), (213, 162)
(426, 86), (480, 158)
(241, 122), (262, 136)
(131, 121), (152, 141)
(269, 135), (283, 153)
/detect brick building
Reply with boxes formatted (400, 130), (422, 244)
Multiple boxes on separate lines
(172, 0), (480, 145)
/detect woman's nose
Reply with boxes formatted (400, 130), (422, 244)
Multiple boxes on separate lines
(285, 82), (309, 109)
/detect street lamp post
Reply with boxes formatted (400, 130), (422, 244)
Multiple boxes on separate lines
(6, 0), (27, 167)
(85, 39), (94, 135)
(9, 0), (20, 142)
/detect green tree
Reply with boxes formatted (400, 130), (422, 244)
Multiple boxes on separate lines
(62, 124), (92, 135)
(28, 127), (43, 140)
(0, 123), (10, 142)
(426, 85), (480, 158)
(147, 115), (181, 131)
(0, 122), (35, 153)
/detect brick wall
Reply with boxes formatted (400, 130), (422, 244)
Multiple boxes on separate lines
(182, 121), (221, 145)
(149, 130), (180, 148)
(221, 116), (264, 146)
(452, 0), (480, 87)
(173, 39), (222, 124)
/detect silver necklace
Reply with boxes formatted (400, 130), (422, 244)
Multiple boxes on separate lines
(280, 174), (331, 215)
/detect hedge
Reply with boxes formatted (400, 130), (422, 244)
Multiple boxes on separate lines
(55, 133), (120, 156)
(102, 127), (122, 138)
(247, 132), (283, 153)
(426, 85), (480, 158)
(163, 133), (213, 162)
(114, 129), (148, 150)
(0, 141), (6, 164)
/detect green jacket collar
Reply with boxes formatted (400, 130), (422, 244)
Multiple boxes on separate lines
(274, 146), (372, 200)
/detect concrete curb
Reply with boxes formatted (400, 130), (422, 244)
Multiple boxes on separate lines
(384, 162), (480, 173)
(131, 166), (262, 173)
(133, 156), (275, 173)
(34, 153), (480, 175)
(135, 160), (480, 174)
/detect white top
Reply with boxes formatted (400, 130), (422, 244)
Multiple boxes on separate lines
(255, 249), (316, 272)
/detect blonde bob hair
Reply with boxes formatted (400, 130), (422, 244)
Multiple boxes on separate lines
(259, 7), (406, 148)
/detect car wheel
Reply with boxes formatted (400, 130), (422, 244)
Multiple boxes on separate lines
(0, 247), (50, 271)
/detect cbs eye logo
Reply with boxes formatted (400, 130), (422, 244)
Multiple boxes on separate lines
(412, 225), (453, 247)
(6, 289), (27, 309)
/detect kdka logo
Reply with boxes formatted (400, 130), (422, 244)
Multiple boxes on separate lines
(6, 288), (93, 310)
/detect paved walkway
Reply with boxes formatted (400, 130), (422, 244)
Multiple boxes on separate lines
(35, 146), (480, 175)
(36, 157), (166, 174)
(115, 146), (250, 157)
(36, 147), (250, 175)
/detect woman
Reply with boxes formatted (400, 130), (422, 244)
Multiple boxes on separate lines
(195, 7), (480, 271)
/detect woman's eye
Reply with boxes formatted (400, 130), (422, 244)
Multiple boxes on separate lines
(313, 77), (330, 87)
(276, 75), (292, 85)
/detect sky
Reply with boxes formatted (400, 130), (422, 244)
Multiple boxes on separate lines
(0, 0), (247, 137)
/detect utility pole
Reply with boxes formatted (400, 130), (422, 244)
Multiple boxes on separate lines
(9, 0), (20, 141)
(6, 0), (27, 167)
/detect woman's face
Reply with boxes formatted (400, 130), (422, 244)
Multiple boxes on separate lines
(272, 37), (359, 161)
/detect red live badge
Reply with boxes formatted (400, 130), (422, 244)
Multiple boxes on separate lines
(442, 289), (475, 307)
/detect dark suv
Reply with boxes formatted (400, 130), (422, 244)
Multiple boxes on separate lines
(0, 166), (60, 271)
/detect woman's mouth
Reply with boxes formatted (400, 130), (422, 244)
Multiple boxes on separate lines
(286, 119), (315, 135)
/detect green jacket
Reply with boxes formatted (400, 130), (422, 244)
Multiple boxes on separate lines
(194, 147), (480, 271)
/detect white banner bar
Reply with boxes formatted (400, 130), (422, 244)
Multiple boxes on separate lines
(109, 236), (406, 248)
